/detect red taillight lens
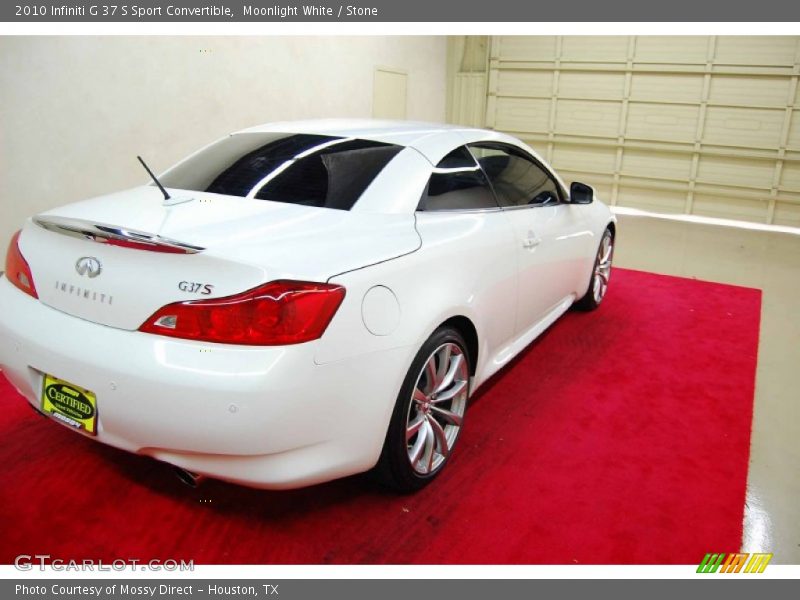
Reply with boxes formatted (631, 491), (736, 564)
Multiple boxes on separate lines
(139, 280), (346, 346)
(5, 230), (38, 299)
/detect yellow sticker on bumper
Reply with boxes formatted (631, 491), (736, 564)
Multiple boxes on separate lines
(41, 374), (98, 435)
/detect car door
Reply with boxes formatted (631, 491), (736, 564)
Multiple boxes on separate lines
(468, 143), (589, 335)
(415, 145), (519, 363)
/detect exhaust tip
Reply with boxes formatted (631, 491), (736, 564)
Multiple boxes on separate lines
(174, 467), (205, 488)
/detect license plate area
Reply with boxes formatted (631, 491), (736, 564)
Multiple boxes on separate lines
(40, 374), (98, 436)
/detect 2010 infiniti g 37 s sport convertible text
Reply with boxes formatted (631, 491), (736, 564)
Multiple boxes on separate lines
(0, 120), (615, 491)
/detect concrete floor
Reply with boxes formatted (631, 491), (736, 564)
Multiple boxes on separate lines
(613, 214), (800, 563)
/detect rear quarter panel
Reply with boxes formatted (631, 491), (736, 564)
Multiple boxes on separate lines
(316, 210), (519, 387)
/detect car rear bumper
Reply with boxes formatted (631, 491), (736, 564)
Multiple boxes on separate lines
(0, 276), (410, 488)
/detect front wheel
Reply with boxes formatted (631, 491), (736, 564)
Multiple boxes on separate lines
(374, 326), (470, 492)
(574, 227), (614, 311)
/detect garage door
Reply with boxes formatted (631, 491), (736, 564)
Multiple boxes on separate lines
(449, 36), (800, 226)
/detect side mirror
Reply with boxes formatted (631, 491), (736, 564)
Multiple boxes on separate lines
(570, 181), (594, 205)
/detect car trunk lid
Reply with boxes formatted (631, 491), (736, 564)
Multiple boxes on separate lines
(21, 186), (420, 331)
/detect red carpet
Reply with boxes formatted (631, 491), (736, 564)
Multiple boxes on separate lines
(0, 268), (761, 564)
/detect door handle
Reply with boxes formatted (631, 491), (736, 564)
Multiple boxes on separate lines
(522, 235), (541, 249)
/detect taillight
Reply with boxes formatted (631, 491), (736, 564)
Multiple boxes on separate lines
(139, 280), (346, 346)
(5, 230), (38, 298)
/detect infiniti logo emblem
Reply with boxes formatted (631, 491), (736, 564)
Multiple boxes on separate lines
(75, 256), (102, 278)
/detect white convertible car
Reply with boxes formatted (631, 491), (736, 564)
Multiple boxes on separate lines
(0, 120), (615, 491)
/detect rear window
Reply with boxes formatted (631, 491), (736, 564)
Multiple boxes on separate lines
(159, 132), (403, 210)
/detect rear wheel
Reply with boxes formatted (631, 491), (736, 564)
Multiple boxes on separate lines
(575, 227), (614, 311)
(375, 326), (470, 492)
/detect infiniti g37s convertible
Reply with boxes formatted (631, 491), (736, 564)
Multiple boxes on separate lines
(0, 120), (615, 491)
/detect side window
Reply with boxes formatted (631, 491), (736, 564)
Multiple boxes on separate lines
(469, 144), (561, 208)
(419, 146), (499, 211)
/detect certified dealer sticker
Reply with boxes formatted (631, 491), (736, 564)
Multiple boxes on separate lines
(41, 374), (98, 435)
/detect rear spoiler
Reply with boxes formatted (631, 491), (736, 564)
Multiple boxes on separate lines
(33, 215), (205, 254)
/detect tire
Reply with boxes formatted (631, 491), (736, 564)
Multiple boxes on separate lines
(375, 326), (471, 492)
(574, 227), (615, 312)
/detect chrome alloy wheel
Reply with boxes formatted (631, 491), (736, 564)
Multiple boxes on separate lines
(405, 342), (469, 475)
(593, 232), (614, 303)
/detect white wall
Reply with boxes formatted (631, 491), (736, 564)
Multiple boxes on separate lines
(0, 36), (447, 245)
